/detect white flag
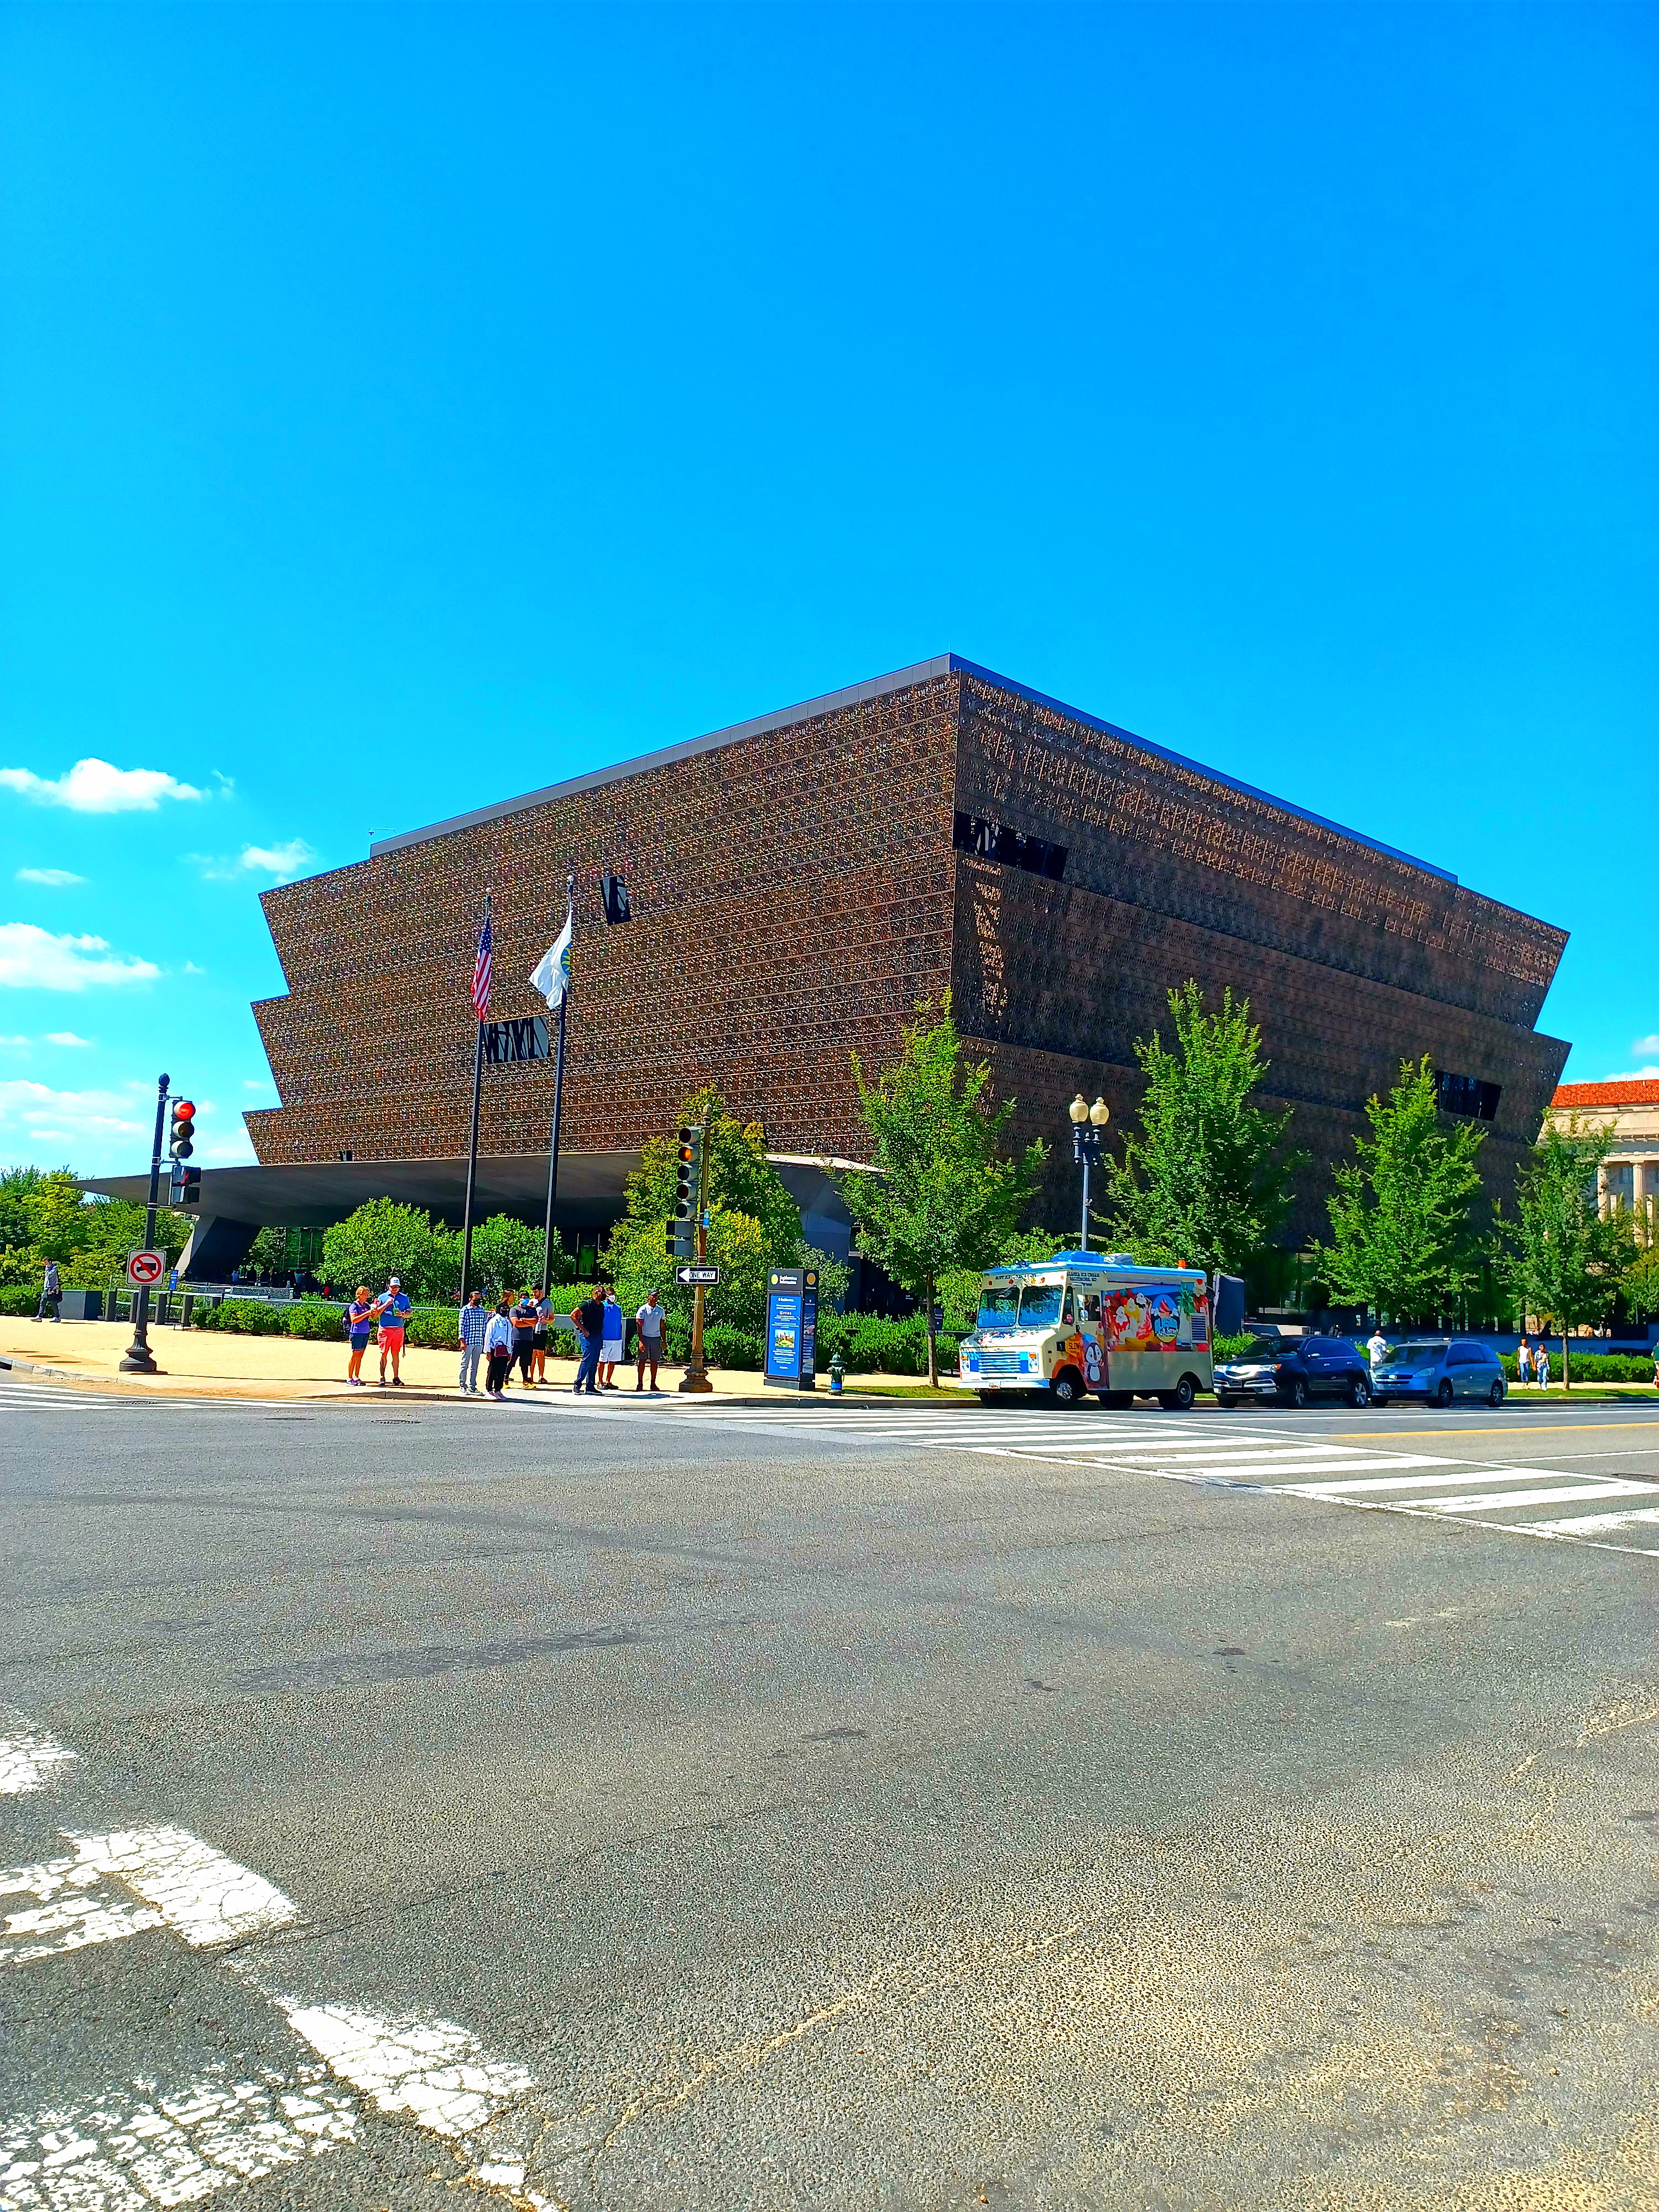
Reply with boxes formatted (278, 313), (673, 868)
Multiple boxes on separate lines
(530, 908), (573, 1009)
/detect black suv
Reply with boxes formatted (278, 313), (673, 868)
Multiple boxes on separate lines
(1213, 1333), (1373, 1410)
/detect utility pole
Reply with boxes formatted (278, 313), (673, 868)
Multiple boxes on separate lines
(119, 1073), (169, 1374)
(541, 868), (575, 1292)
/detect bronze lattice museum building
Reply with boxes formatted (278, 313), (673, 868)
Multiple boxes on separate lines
(221, 656), (1569, 1263)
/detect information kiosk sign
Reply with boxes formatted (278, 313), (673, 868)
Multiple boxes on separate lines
(764, 1266), (818, 1391)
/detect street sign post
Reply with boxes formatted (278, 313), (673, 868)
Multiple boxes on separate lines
(119, 1073), (171, 1375)
(764, 1266), (819, 1391)
(677, 1120), (714, 1395)
(126, 1249), (164, 1287)
(674, 1264), (721, 1286)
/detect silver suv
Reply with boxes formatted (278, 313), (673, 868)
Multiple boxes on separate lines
(1372, 1339), (1506, 1408)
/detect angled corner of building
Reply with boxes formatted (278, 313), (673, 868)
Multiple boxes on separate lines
(243, 653), (1569, 1248)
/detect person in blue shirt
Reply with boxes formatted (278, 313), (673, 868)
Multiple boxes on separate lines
(373, 1276), (413, 1387)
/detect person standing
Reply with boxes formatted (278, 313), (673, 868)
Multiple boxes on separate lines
(635, 1288), (665, 1392)
(345, 1285), (374, 1386)
(599, 1288), (624, 1387)
(1516, 1336), (1532, 1385)
(483, 1297), (514, 1399)
(35, 1259), (61, 1322)
(1536, 1342), (1551, 1389)
(1365, 1324), (1388, 1371)
(531, 1285), (554, 1384)
(510, 1287), (539, 1387)
(570, 1287), (604, 1395)
(374, 1276), (411, 1386)
(457, 1288), (487, 1395)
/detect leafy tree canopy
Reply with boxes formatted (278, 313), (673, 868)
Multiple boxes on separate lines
(840, 997), (1046, 1384)
(1098, 982), (1302, 1278)
(1495, 1115), (1629, 1388)
(321, 1198), (458, 1302)
(1308, 1055), (1487, 1323)
(606, 1088), (805, 1339)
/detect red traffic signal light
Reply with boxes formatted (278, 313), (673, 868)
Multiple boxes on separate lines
(169, 1099), (196, 1159)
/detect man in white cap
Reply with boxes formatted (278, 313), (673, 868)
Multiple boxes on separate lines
(373, 1275), (413, 1387)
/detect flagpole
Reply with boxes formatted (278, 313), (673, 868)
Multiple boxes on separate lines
(460, 889), (491, 1305)
(541, 869), (575, 1291)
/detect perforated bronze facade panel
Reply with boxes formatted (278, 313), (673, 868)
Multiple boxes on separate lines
(247, 663), (1569, 1245)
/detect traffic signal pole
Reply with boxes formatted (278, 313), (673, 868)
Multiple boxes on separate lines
(679, 1120), (713, 1395)
(120, 1072), (169, 1375)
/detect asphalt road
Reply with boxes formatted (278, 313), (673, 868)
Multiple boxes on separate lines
(4, 1374), (1659, 2212)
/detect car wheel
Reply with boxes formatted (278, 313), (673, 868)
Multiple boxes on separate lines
(1157, 1375), (1197, 1412)
(1348, 1374), (1371, 1408)
(1282, 1377), (1308, 1410)
(1489, 1379), (1506, 1407)
(1434, 1379), (1453, 1408)
(1050, 1368), (1086, 1408)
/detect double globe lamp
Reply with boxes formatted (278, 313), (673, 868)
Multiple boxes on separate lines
(1067, 1093), (1111, 1251)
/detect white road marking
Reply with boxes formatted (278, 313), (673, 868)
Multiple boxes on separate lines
(0, 1733), (79, 1796)
(1, 1852), (164, 1966)
(1410, 1480), (1659, 1516)
(260, 1992), (535, 2137)
(61, 1830), (301, 1951)
(0, 2064), (359, 2210)
(1281, 1467), (1657, 1498)
(1518, 1506), (1659, 1535)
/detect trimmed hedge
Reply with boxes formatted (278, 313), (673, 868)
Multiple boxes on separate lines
(0, 1285), (39, 1316)
(1500, 1350), (1657, 1383)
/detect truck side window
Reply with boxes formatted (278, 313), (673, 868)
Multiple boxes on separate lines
(1080, 1292), (1102, 1324)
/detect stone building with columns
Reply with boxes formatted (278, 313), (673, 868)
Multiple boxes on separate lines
(1547, 1079), (1659, 1218)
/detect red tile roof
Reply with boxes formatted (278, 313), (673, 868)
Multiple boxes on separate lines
(1552, 1081), (1659, 1108)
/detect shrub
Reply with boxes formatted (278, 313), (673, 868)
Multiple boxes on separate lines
(0, 1284), (38, 1316)
(1500, 1350), (1655, 1383)
(817, 1313), (961, 1376)
(700, 1322), (761, 1371)
(407, 1305), (463, 1349)
(196, 1298), (290, 1336)
(285, 1301), (350, 1342)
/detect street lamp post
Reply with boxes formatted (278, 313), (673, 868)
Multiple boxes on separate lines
(1067, 1093), (1110, 1250)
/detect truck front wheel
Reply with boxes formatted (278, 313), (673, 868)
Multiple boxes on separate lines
(1050, 1368), (1087, 1408)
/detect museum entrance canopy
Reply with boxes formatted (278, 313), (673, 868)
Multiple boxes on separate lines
(80, 1151), (642, 1231)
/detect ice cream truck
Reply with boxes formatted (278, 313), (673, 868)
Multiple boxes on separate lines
(957, 1250), (1213, 1410)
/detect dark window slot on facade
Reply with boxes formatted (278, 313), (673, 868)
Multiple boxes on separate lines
(953, 810), (1067, 882)
(1435, 1070), (1501, 1121)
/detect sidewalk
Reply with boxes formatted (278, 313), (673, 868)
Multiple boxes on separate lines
(0, 1316), (931, 1404)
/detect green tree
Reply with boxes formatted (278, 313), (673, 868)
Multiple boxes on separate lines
(1623, 1202), (1659, 1323)
(1098, 982), (1303, 1278)
(245, 1226), (291, 1279)
(469, 1213), (548, 1298)
(1309, 1056), (1488, 1323)
(605, 1089), (806, 1342)
(1496, 1115), (1629, 1390)
(322, 1199), (458, 1302)
(23, 1171), (90, 1264)
(840, 997), (1047, 1385)
(938, 1226), (1067, 1335)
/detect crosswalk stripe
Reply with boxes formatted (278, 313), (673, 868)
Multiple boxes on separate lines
(1282, 1465), (1604, 1498)
(1514, 1506), (1659, 1535)
(1408, 1480), (1659, 1516)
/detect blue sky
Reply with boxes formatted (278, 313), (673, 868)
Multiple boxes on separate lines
(1, 1), (1653, 1177)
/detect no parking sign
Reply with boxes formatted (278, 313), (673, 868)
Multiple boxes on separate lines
(126, 1249), (164, 1287)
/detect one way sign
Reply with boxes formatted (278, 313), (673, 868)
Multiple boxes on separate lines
(675, 1265), (721, 1286)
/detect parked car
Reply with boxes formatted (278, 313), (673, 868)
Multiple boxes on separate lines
(1372, 1339), (1506, 1408)
(1214, 1333), (1373, 1409)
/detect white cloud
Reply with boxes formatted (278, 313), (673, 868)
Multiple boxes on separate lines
(242, 1077), (269, 1090)
(1600, 1066), (1659, 1082)
(1631, 1035), (1659, 1058)
(0, 922), (160, 991)
(0, 1078), (149, 1147)
(0, 759), (205, 813)
(183, 960), (207, 974)
(185, 839), (316, 884)
(201, 1126), (258, 1166)
(0, 1032), (28, 1046)
(44, 1030), (94, 1047)
(15, 867), (85, 887)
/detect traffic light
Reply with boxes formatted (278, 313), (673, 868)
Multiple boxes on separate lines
(170, 1163), (201, 1207)
(669, 1124), (703, 1261)
(168, 1098), (196, 1161)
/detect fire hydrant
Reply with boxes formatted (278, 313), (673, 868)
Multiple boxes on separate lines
(829, 1350), (844, 1396)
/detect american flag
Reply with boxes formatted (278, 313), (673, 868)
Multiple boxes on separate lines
(470, 913), (493, 1019)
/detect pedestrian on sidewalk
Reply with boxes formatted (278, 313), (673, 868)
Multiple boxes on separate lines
(35, 1259), (61, 1322)
(599, 1288), (624, 1387)
(1516, 1337), (1532, 1385)
(374, 1276), (411, 1386)
(570, 1287), (604, 1395)
(345, 1285), (374, 1386)
(511, 1287), (539, 1387)
(1536, 1342), (1551, 1389)
(483, 1297), (514, 1398)
(1365, 1324), (1388, 1370)
(532, 1285), (553, 1384)
(635, 1288), (665, 1392)
(457, 1289), (487, 1395)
